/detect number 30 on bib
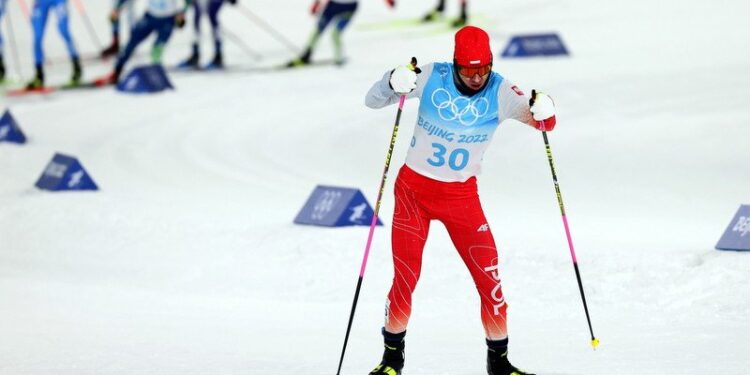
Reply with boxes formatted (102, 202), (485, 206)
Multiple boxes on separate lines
(428, 143), (470, 171)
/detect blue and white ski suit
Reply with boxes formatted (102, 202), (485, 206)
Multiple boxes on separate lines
(30, 0), (80, 65)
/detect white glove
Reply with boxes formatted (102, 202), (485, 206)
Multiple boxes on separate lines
(389, 64), (417, 94)
(529, 90), (556, 131)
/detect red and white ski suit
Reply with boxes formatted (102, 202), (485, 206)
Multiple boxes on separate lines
(365, 62), (537, 341)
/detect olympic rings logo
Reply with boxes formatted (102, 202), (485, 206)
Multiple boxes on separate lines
(430, 88), (490, 126)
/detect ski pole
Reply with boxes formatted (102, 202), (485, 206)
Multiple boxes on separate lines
(71, 0), (103, 50)
(16, 0), (30, 17)
(537, 111), (599, 350)
(6, 0), (24, 79)
(234, 3), (300, 55)
(221, 26), (263, 61)
(335, 58), (420, 375)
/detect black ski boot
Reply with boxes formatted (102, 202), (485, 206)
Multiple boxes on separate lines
(369, 330), (405, 375)
(205, 51), (224, 70)
(0, 55), (5, 83)
(451, 1), (468, 27)
(100, 37), (119, 59)
(422, 0), (445, 22)
(177, 44), (200, 69)
(487, 340), (534, 375)
(70, 58), (82, 87)
(25, 64), (45, 90)
(451, 14), (467, 28)
(286, 47), (312, 68)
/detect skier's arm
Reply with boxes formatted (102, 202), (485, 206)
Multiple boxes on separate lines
(497, 80), (537, 129)
(112, 0), (128, 19)
(498, 80), (557, 131)
(365, 63), (434, 109)
(310, 0), (324, 14)
(174, 0), (194, 27)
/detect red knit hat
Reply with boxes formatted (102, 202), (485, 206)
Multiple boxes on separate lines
(453, 26), (492, 67)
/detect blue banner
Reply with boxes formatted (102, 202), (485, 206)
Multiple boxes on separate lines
(117, 64), (174, 94)
(715, 205), (750, 251)
(0, 110), (27, 144)
(35, 153), (99, 191)
(501, 33), (569, 58)
(294, 185), (382, 227)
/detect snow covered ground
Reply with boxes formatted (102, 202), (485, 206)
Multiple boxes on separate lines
(1, 0), (750, 374)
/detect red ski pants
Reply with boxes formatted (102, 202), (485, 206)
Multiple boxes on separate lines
(383, 165), (508, 341)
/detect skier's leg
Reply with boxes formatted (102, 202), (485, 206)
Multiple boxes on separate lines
(102, 0), (123, 57)
(111, 0), (120, 41)
(330, 2), (356, 65)
(384, 173), (432, 336)
(291, 1), (336, 65)
(28, 0), (50, 87)
(451, 0), (468, 28)
(441, 187), (508, 341)
(207, 0), (223, 65)
(31, 0), (51, 67)
(0, 0), (5, 81)
(114, 14), (155, 77)
(178, 0), (201, 67)
(51, 0), (80, 83)
(422, 0), (445, 22)
(370, 168), (432, 375)
(52, 0), (79, 60)
(150, 16), (175, 64)
(440, 186), (532, 375)
(0, 0), (5, 54)
(192, 0), (202, 54)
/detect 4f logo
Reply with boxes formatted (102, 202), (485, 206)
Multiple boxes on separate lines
(733, 216), (750, 237)
(483, 264), (505, 315)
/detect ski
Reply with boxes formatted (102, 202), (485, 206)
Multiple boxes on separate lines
(283, 58), (347, 70)
(357, 14), (489, 33)
(168, 59), (347, 75)
(356, 17), (437, 31)
(5, 86), (57, 97)
(5, 80), (110, 97)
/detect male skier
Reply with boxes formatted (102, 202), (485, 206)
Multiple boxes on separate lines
(364, 26), (556, 375)
(101, 0), (193, 84)
(100, 0), (135, 58)
(423, 0), (468, 27)
(177, 0), (237, 70)
(286, 0), (358, 67)
(25, 0), (82, 89)
(0, 0), (6, 82)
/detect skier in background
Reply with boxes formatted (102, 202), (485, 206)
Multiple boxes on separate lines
(423, 0), (468, 27)
(286, 0), (358, 67)
(364, 26), (556, 375)
(100, 0), (136, 58)
(177, 0), (237, 70)
(0, 0), (6, 82)
(25, 0), (82, 89)
(101, 0), (193, 84)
